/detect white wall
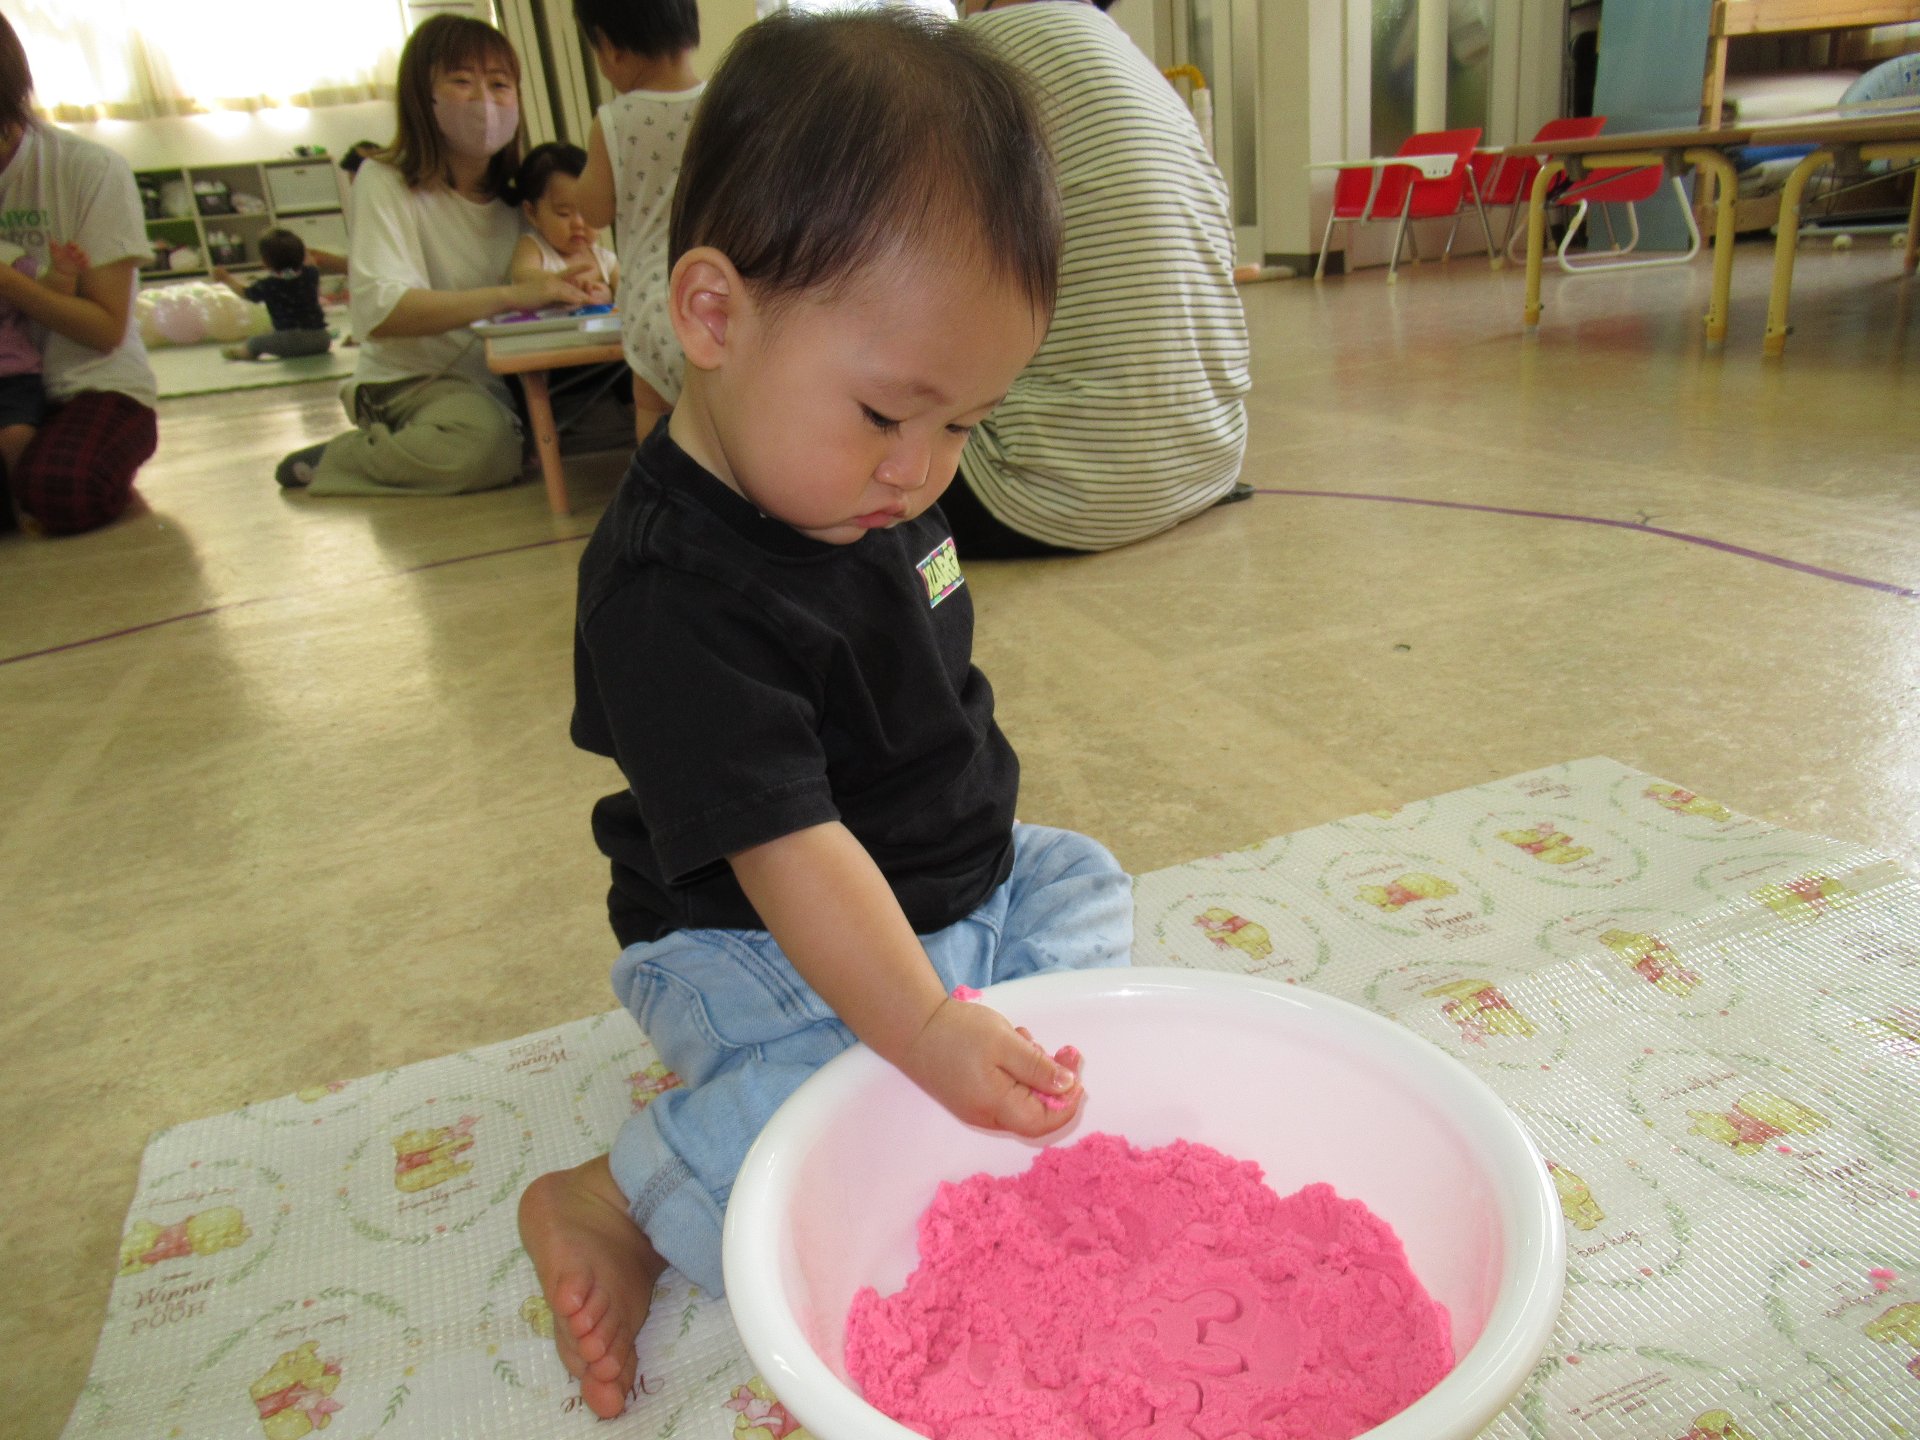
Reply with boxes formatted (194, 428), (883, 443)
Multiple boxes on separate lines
(1258, 0), (1363, 262)
(56, 102), (396, 176)
(1110, 0), (1168, 66)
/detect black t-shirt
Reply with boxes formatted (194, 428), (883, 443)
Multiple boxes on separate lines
(243, 266), (326, 333)
(573, 426), (1019, 946)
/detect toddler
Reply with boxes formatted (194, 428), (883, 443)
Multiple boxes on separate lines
(517, 9), (1133, 1420)
(0, 238), (86, 482)
(507, 142), (618, 306)
(214, 228), (331, 360)
(572, 0), (703, 440)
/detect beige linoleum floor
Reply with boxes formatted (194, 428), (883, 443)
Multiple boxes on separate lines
(6, 240), (1918, 1439)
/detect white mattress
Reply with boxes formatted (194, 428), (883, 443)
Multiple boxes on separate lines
(1722, 69), (1864, 122)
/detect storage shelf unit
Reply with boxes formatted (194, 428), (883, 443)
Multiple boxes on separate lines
(136, 158), (350, 282)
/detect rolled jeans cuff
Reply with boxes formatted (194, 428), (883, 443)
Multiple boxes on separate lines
(608, 1104), (728, 1296)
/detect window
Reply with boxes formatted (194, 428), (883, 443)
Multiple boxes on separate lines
(13, 0), (408, 120)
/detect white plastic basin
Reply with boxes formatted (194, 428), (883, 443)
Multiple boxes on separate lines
(723, 967), (1565, 1439)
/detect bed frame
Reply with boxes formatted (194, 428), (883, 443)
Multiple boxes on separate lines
(1702, 0), (1920, 129)
(1699, 1), (1920, 229)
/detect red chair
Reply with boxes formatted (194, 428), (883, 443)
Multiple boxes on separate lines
(1528, 160), (1701, 273)
(1458, 116), (1607, 258)
(1310, 127), (1485, 281)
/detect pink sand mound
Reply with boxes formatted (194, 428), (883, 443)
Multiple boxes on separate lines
(845, 1133), (1452, 1440)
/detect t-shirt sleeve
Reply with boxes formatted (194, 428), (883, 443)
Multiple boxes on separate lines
(243, 279), (268, 303)
(579, 573), (839, 883)
(347, 163), (429, 340)
(66, 148), (151, 271)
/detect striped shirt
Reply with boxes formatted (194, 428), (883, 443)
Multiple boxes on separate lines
(962, 3), (1251, 552)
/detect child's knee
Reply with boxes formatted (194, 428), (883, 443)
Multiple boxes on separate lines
(991, 828), (1134, 978)
(423, 395), (521, 483)
(1015, 823), (1128, 891)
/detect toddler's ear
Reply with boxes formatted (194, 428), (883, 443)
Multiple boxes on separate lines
(669, 247), (740, 372)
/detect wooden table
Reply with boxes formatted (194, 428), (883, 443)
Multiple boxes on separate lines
(1504, 124), (1751, 344)
(1743, 111), (1920, 354)
(1506, 110), (1920, 354)
(484, 335), (625, 515)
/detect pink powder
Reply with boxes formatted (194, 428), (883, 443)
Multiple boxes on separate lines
(846, 1133), (1453, 1440)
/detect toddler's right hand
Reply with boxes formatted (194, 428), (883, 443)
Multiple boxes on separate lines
(899, 997), (1083, 1138)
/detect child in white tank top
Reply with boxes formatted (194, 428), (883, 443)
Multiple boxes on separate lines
(573, 0), (703, 444)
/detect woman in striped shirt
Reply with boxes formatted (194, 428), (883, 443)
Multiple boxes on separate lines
(950, 0), (1251, 556)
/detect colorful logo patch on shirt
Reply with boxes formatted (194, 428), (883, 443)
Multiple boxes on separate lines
(917, 537), (965, 608)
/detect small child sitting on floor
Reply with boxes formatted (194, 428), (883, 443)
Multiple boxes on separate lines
(516, 8), (1133, 1419)
(0, 237), (87, 487)
(213, 229), (331, 361)
(507, 142), (618, 307)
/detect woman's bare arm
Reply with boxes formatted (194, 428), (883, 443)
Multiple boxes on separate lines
(0, 255), (137, 354)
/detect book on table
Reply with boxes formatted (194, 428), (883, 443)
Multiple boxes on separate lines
(473, 306), (620, 355)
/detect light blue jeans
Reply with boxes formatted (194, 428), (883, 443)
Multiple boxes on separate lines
(605, 822), (1133, 1295)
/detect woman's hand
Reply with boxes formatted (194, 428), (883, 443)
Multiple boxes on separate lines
(507, 272), (589, 312)
(899, 997), (1083, 1137)
(559, 254), (611, 306)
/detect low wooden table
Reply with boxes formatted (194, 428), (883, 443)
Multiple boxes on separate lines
(1743, 111), (1920, 355)
(1502, 124), (1750, 344)
(483, 336), (626, 515)
(1505, 110), (1920, 355)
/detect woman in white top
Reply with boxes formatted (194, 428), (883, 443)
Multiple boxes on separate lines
(275, 16), (588, 494)
(0, 13), (159, 536)
(953, 0), (1251, 555)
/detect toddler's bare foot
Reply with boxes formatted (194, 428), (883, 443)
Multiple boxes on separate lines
(519, 1154), (667, 1418)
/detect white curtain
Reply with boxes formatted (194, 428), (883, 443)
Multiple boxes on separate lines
(13, 0), (407, 120)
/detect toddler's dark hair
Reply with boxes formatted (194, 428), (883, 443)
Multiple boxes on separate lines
(574, 0), (699, 60)
(506, 141), (588, 208)
(339, 140), (380, 177)
(259, 229), (307, 272)
(670, 7), (1060, 319)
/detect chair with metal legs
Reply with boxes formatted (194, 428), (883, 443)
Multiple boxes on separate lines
(1507, 161), (1699, 274)
(1308, 127), (1485, 282)
(1457, 117), (1610, 262)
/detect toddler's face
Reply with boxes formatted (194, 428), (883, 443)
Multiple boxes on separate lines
(696, 253), (1045, 547)
(527, 173), (596, 255)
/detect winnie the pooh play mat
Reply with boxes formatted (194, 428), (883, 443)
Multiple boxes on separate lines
(63, 758), (1920, 1439)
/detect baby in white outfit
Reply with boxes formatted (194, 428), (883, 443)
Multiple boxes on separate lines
(508, 142), (619, 307)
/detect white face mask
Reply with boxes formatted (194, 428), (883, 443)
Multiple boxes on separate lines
(433, 97), (519, 161)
